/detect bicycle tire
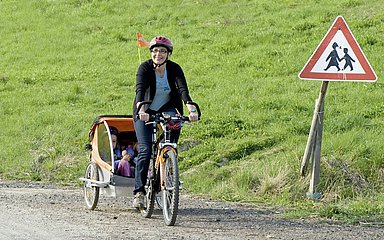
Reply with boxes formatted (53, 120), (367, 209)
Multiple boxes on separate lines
(161, 150), (179, 226)
(83, 162), (100, 210)
(141, 158), (156, 218)
(155, 192), (163, 210)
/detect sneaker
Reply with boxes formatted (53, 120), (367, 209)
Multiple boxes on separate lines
(132, 192), (145, 208)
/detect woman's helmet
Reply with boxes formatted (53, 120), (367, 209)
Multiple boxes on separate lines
(149, 36), (173, 53)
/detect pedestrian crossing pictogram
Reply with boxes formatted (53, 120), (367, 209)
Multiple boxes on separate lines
(299, 16), (377, 82)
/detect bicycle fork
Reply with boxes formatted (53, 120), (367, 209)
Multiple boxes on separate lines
(156, 145), (177, 191)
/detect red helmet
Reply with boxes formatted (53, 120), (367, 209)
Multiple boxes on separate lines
(149, 36), (173, 52)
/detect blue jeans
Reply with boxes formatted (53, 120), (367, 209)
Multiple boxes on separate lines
(133, 107), (180, 194)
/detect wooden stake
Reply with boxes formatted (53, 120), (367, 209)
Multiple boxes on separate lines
(300, 81), (329, 176)
(300, 81), (329, 199)
(300, 99), (318, 176)
(308, 92), (325, 196)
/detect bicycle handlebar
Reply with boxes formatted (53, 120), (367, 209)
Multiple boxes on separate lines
(149, 113), (189, 123)
(135, 101), (201, 121)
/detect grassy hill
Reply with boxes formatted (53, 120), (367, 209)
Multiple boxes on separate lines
(1, 0), (383, 222)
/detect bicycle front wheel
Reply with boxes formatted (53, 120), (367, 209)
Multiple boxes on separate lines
(161, 150), (179, 226)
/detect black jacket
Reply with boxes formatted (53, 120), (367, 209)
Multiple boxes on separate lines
(133, 59), (193, 118)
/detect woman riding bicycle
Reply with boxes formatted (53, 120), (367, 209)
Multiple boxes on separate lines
(132, 35), (199, 208)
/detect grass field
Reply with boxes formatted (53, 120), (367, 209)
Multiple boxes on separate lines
(1, 0), (383, 222)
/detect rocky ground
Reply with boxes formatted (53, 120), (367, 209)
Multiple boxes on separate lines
(0, 180), (383, 240)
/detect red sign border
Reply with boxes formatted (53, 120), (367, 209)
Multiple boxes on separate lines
(299, 16), (377, 82)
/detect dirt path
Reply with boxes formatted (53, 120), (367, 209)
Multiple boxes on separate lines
(0, 181), (382, 240)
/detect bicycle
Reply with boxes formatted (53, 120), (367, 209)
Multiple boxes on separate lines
(135, 101), (200, 226)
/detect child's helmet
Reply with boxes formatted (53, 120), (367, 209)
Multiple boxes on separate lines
(149, 36), (173, 53)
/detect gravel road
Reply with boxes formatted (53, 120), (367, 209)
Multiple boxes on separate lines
(0, 180), (382, 240)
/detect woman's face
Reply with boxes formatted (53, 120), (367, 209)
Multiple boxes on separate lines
(151, 46), (169, 65)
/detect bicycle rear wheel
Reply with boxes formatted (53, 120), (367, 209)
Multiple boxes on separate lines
(83, 162), (100, 210)
(161, 150), (179, 226)
(141, 158), (156, 218)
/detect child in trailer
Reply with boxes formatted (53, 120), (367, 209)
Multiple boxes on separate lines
(115, 144), (137, 177)
(111, 132), (122, 161)
(110, 126), (137, 177)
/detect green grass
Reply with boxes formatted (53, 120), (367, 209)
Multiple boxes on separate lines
(1, 0), (384, 222)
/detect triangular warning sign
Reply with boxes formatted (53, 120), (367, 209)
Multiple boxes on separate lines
(299, 16), (377, 82)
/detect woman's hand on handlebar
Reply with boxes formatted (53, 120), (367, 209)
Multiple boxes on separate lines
(188, 111), (199, 122)
(186, 103), (199, 122)
(138, 112), (150, 122)
(185, 102), (201, 122)
(136, 101), (150, 121)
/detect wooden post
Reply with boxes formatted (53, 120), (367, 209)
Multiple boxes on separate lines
(300, 81), (329, 176)
(300, 99), (319, 176)
(300, 81), (329, 199)
(308, 91), (325, 198)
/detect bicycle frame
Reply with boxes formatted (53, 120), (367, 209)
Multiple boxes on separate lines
(150, 119), (177, 190)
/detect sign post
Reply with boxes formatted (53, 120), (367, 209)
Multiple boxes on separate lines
(298, 16), (377, 199)
(300, 81), (328, 199)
